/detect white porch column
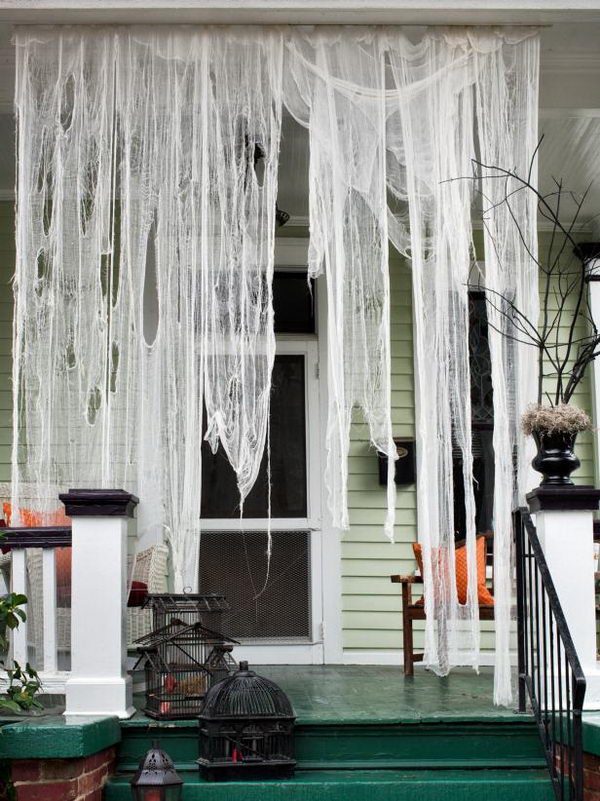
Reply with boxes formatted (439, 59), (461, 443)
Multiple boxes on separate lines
(579, 244), (600, 482)
(527, 486), (600, 709)
(61, 489), (138, 718)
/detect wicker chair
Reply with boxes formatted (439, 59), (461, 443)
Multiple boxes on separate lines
(2, 543), (169, 664)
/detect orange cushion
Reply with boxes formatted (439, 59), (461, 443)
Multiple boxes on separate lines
(3, 502), (69, 528)
(412, 535), (494, 606)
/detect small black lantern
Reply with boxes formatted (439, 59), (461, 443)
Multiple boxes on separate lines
(198, 661), (296, 781)
(131, 741), (183, 801)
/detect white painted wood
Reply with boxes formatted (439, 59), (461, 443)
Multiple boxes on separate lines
(317, 274), (344, 664)
(204, 518), (315, 532)
(534, 507), (600, 709)
(65, 515), (134, 718)
(10, 549), (28, 666)
(41, 548), (57, 674)
(587, 276), (600, 484)
(341, 650), (514, 666)
(234, 642), (324, 665)
(3, 1), (600, 26)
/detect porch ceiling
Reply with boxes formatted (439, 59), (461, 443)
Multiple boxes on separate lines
(0, 19), (599, 228)
(1, 1), (600, 25)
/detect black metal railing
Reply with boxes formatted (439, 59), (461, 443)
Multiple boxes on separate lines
(515, 507), (586, 801)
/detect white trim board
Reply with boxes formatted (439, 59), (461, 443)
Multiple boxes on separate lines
(2, 2), (600, 25)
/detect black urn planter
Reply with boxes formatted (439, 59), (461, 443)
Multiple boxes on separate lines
(531, 429), (580, 486)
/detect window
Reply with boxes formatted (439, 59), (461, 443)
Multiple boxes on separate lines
(201, 354), (307, 518)
(273, 272), (315, 334)
(453, 292), (495, 539)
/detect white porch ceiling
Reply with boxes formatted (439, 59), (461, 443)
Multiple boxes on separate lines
(0, 21), (599, 230)
(2, 1), (600, 25)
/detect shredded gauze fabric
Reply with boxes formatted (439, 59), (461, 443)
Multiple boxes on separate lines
(13, 25), (539, 704)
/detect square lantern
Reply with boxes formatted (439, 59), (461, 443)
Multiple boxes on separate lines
(198, 661), (296, 781)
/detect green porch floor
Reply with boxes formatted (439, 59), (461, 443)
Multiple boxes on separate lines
(129, 664), (522, 727)
(249, 665), (520, 724)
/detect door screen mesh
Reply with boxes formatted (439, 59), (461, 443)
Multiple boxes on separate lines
(198, 530), (311, 642)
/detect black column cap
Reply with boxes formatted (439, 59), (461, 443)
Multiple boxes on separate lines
(527, 485), (600, 513)
(59, 488), (139, 518)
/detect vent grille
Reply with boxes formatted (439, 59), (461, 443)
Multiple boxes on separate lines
(198, 530), (311, 642)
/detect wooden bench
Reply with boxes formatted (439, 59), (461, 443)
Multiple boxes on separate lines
(390, 533), (495, 676)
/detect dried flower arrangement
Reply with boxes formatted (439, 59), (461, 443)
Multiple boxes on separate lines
(522, 403), (592, 436)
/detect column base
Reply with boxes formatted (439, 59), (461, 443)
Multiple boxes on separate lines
(583, 667), (600, 710)
(64, 675), (134, 719)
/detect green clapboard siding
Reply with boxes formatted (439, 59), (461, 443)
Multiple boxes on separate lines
(342, 255), (417, 655)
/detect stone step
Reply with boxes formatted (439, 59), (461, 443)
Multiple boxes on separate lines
(117, 718), (546, 772)
(105, 767), (556, 801)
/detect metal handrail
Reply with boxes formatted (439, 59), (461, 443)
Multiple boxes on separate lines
(515, 507), (586, 801)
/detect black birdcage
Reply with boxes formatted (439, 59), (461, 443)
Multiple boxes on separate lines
(197, 661), (296, 780)
(134, 620), (238, 720)
(143, 593), (229, 632)
(204, 643), (238, 686)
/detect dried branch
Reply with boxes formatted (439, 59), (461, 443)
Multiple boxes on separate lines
(458, 143), (598, 407)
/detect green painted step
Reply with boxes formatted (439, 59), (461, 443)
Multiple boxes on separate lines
(116, 719), (546, 772)
(105, 768), (555, 801)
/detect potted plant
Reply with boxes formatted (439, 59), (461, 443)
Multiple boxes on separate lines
(522, 403), (592, 485)
(465, 144), (600, 486)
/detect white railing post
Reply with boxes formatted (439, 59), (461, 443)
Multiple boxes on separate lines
(41, 547), (58, 674)
(61, 489), (138, 718)
(10, 548), (28, 666)
(528, 486), (600, 709)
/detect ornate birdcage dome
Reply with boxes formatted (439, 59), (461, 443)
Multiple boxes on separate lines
(202, 661), (294, 719)
(198, 662), (296, 780)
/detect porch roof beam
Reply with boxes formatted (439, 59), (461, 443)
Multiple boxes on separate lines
(2, 0), (600, 25)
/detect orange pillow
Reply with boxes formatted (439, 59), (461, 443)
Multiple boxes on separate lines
(412, 535), (494, 606)
(3, 502), (70, 528)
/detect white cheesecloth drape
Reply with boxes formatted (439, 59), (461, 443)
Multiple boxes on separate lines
(13, 28), (284, 590)
(14, 25), (539, 702)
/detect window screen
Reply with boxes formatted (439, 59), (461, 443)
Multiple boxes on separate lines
(198, 529), (311, 641)
(201, 355), (307, 518)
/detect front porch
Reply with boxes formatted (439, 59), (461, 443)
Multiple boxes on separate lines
(0, 666), (558, 800)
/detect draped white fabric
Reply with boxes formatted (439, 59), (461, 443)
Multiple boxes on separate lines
(14, 28), (284, 590)
(14, 25), (539, 701)
(386, 29), (539, 702)
(284, 31), (397, 539)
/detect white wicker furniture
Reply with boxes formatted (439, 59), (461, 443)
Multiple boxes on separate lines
(2, 543), (169, 661)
